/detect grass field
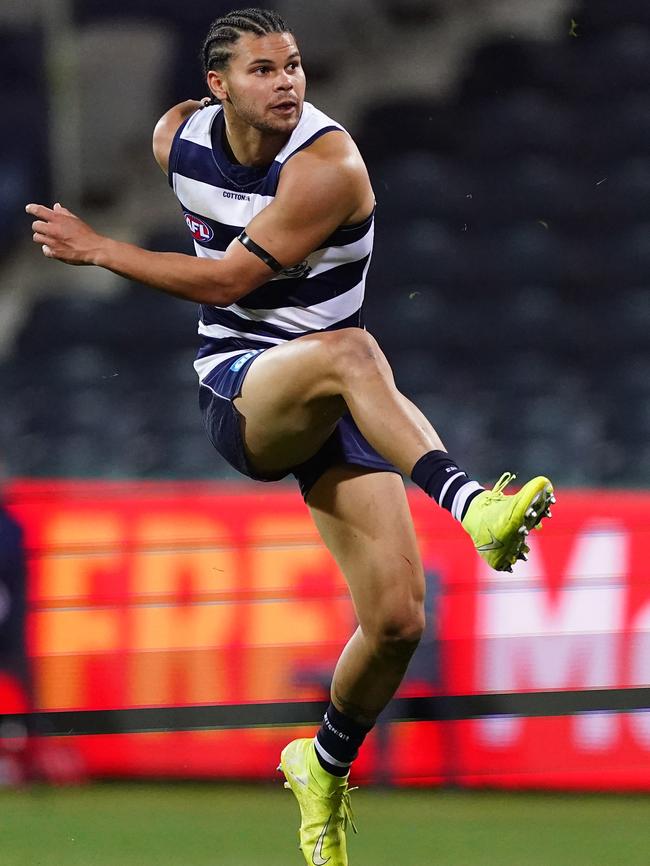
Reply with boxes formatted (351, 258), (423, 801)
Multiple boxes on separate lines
(3, 782), (650, 866)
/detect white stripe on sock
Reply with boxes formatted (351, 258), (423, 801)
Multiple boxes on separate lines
(438, 471), (465, 509)
(314, 737), (352, 768)
(451, 480), (483, 522)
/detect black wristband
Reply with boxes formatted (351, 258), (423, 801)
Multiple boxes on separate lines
(237, 230), (283, 273)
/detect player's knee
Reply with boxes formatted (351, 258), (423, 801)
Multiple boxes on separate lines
(368, 604), (425, 658)
(325, 329), (386, 387)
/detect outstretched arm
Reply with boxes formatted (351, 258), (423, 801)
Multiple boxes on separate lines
(25, 130), (373, 307)
(25, 201), (274, 305)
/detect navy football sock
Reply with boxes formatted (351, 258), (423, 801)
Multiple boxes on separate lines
(411, 450), (484, 521)
(314, 702), (372, 777)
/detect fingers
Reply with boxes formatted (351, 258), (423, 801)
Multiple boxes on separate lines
(28, 205), (76, 253)
(30, 232), (54, 257)
(31, 214), (59, 254)
(25, 203), (55, 219)
(26, 202), (75, 219)
(32, 233), (56, 259)
(31, 221), (58, 248)
(26, 201), (86, 264)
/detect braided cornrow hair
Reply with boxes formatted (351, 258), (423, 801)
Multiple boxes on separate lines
(201, 8), (291, 76)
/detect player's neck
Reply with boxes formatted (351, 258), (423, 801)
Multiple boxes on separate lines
(222, 108), (291, 168)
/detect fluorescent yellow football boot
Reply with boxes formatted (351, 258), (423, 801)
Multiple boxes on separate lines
(279, 738), (357, 866)
(461, 472), (555, 572)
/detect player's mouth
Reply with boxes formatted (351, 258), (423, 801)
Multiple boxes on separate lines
(270, 100), (298, 115)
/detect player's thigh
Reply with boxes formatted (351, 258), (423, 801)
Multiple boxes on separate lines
(234, 333), (348, 471)
(307, 466), (425, 640)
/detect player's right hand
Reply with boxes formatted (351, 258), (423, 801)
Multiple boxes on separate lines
(26, 202), (106, 266)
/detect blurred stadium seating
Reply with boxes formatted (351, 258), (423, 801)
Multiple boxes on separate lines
(0, 24), (49, 258)
(361, 2), (650, 485)
(0, 0), (648, 487)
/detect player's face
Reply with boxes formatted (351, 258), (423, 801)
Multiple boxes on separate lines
(211, 32), (306, 135)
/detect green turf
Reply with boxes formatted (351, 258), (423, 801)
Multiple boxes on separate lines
(2, 783), (649, 866)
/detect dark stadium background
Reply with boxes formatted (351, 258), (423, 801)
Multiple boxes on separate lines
(1, 1), (650, 864)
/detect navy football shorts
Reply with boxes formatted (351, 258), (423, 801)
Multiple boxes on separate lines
(198, 349), (400, 500)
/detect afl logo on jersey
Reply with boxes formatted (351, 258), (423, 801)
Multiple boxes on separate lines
(184, 213), (214, 243)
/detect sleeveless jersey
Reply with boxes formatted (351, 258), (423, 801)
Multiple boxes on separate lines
(168, 102), (374, 381)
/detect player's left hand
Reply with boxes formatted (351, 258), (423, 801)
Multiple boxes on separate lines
(26, 202), (105, 266)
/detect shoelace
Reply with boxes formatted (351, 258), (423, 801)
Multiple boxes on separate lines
(329, 786), (359, 834)
(487, 471), (516, 499)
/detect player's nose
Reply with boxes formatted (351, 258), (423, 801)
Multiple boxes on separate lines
(274, 70), (293, 90)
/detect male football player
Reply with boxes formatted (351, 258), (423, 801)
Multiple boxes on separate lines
(27, 9), (554, 864)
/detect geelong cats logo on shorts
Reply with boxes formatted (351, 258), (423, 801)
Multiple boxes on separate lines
(184, 213), (214, 243)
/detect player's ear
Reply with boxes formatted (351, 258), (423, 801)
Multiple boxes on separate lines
(207, 70), (228, 102)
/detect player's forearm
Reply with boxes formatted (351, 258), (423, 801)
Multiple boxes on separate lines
(95, 238), (238, 305)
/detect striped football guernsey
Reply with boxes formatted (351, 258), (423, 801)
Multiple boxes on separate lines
(168, 102), (375, 381)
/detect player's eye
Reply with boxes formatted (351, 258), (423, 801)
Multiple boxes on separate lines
(254, 66), (270, 75)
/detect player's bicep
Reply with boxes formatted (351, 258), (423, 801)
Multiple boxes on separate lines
(216, 191), (337, 304)
(205, 141), (367, 305)
(242, 156), (358, 269)
(216, 232), (278, 303)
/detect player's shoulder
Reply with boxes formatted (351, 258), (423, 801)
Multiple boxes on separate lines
(276, 121), (372, 223)
(152, 99), (212, 173)
(283, 102), (365, 174)
(300, 128), (361, 165)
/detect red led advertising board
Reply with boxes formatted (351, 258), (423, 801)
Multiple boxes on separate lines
(3, 480), (650, 789)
